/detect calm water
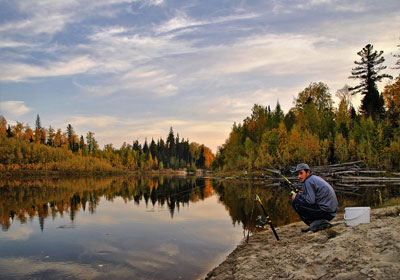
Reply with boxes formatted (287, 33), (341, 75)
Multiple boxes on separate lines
(0, 175), (398, 280)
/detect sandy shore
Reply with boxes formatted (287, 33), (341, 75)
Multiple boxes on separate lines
(205, 206), (400, 280)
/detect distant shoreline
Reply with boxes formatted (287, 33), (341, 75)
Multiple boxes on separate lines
(0, 168), (210, 178)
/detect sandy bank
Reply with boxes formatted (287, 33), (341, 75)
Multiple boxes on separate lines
(206, 206), (400, 280)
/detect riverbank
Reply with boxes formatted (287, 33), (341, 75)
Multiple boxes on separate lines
(0, 168), (205, 179)
(206, 205), (400, 280)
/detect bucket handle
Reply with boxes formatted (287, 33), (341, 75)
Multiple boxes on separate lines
(344, 209), (368, 221)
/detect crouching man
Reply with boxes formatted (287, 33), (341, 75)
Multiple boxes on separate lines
(292, 163), (338, 232)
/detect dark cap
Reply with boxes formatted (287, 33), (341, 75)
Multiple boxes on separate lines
(295, 163), (310, 173)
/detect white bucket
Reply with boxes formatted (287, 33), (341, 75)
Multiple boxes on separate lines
(344, 207), (370, 226)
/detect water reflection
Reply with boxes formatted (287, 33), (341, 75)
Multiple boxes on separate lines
(1, 176), (398, 232)
(0, 176), (213, 231)
(0, 176), (399, 279)
(0, 176), (242, 280)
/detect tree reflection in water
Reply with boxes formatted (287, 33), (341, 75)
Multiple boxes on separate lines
(1, 176), (398, 232)
(0, 176), (213, 231)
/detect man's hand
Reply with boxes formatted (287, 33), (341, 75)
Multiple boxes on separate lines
(291, 191), (297, 200)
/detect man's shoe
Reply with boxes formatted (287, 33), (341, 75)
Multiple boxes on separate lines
(310, 220), (332, 232)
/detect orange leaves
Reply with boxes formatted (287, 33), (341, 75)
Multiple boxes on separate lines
(203, 146), (215, 169)
(383, 74), (400, 112)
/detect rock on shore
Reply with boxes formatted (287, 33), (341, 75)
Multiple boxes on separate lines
(206, 206), (400, 280)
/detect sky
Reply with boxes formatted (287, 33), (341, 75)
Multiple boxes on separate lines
(1, 0), (399, 153)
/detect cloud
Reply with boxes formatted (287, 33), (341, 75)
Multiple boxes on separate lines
(0, 101), (31, 116)
(271, 0), (370, 14)
(143, 0), (164, 6)
(153, 11), (260, 34)
(75, 64), (179, 97)
(0, 257), (102, 279)
(0, 40), (31, 48)
(153, 15), (202, 34)
(0, 227), (34, 241)
(70, 115), (120, 128)
(196, 33), (339, 76)
(5, 0), (141, 34)
(155, 84), (179, 97)
(0, 56), (96, 82)
(86, 26), (194, 64)
(157, 243), (179, 257)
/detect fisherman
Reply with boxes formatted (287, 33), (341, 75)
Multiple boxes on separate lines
(291, 163), (338, 232)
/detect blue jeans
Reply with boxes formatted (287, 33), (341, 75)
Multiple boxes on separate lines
(292, 196), (336, 226)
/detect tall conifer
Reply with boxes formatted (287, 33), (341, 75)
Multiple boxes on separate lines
(349, 44), (392, 119)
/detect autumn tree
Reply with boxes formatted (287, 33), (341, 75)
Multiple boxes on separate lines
(47, 126), (55, 146)
(348, 44), (393, 119)
(79, 135), (88, 156)
(294, 82), (334, 140)
(335, 85), (352, 138)
(86, 131), (98, 154)
(294, 82), (333, 112)
(23, 125), (33, 142)
(33, 114), (46, 144)
(54, 129), (63, 147)
(202, 146), (215, 169)
(12, 122), (24, 139)
(67, 124), (78, 152)
(0, 116), (7, 137)
(382, 75), (400, 137)
(245, 104), (268, 143)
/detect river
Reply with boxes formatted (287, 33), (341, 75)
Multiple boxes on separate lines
(0, 175), (398, 279)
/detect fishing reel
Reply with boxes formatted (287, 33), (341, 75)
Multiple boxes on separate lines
(281, 181), (299, 196)
(256, 215), (267, 228)
(290, 188), (300, 195)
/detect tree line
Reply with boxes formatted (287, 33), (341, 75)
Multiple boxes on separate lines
(213, 43), (400, 171)
(0, 115), (214, 172)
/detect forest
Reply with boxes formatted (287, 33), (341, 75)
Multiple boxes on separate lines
(212, 43), (400, 171)
(0, 117), (214, 173)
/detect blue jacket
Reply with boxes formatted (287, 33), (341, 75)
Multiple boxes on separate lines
(298, 174), (338, 213)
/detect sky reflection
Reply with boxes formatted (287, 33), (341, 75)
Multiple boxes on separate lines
(0, 179), (244, 280)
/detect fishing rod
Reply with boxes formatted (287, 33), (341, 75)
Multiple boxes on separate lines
(263, 168), (299, 195)
(279, 173), (299, 196)
(255, 194), (279, 241)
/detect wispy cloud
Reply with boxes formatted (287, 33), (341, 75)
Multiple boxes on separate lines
(195, 33), (338, 76)
(74, 65), (179, 97)
(0, 40), (31, 48)
(71, 115), (121, 128)
(5, 0), (143, 35)
(153, 11), (260, 34)
(0, 56), (96, 82)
